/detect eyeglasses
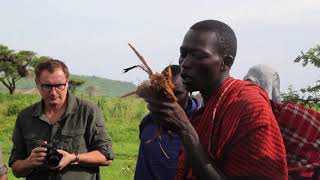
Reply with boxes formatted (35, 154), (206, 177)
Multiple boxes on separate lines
(39, 83), (67, 92)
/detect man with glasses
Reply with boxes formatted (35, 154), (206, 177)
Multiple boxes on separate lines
(9, 59), (114, 180)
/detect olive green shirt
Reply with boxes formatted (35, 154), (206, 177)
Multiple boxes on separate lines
(9, 93), (114, 180)
(0, 148), (7, 176)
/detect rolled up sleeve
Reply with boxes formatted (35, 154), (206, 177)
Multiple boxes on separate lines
(86, 105), (114, 160)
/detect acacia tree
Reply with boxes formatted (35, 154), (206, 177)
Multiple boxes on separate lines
(69, 79), (85, 94)
(294, 45), (320, 104)
(0, 44), (49, 94)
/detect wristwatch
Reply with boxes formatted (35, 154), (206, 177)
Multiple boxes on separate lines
(71, 153), (79, 165)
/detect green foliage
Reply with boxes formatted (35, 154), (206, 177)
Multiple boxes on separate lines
(295, 45), (320, 68)
(0, 93), (40, 116)
(281, 86), (319, 108)
(0, 93), (148, 180)
(68, 79), (85, 94)
(0, 44), (50, 94)
(292, 45), (320, 105)
(281, 86), (301, 103)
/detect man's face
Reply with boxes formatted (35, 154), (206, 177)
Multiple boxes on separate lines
(173, 75), (189, 109)
(36, 68), (68, 107)
(179, 30), (224, 92)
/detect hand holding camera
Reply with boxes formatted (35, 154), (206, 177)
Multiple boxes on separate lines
(38, 140), (77, 171)
(26, 146), (47, 169)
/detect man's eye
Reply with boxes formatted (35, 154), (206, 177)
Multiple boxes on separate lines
(57, 85), (64, 88)
(180, 50), (187, 58)
(43, 85), (52, 89)
(191, 52), (206, 59)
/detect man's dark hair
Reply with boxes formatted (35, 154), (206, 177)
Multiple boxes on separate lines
(35, 59), (69, 80)
(190, 20), (237, 59)
(161, 65), (181, 78)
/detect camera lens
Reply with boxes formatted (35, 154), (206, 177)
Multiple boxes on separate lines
(46, 147), (62, 167)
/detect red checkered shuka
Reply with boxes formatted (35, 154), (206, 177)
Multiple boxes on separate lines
(272, 101), (320, 179)
(175, 78), (288, 180)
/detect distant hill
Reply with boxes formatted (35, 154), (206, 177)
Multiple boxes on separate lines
(0, 74), (136, 96)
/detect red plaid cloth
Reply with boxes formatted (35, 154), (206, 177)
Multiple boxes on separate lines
(272, 101), (320, 180)
(175, 78), (288, 180)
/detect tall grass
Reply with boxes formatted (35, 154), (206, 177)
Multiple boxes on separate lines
(0, 93), (148, 180)
(1, 93), (319, 179)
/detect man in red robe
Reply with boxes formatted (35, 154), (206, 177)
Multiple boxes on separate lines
(146, 20), (288, 180)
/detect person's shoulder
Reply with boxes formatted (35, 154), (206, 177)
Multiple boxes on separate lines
(19, 101), (41, 116)
(72, 95), (99, 110)
(139, 114), (152, 130)
(236, 80), (269, 102)
(139, 114), (154, 139)
(227, 80), (272, 116)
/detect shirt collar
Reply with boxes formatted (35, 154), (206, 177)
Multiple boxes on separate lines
(32, 92), (78, 117)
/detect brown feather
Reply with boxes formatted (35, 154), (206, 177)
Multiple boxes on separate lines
(128, 43), (153, 77)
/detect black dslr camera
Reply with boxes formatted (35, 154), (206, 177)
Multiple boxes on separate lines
(42, 140), (63, 167)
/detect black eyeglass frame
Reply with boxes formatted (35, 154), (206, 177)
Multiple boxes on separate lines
(39, 83), (68, 91)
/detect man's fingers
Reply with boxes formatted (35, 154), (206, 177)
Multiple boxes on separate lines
(56, 149), (66, 155)
(33, 161), (44, 166)
(150, 113), (174, 126)
(145, 97), (175, 108)
(36, 156), (46, 162)
(49, 166), (60, 171)
(147, 104), (167, 114)
(33, 147), (47, 153)
(37, 152), (47, 157)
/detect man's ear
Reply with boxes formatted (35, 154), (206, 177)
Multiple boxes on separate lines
(221, 55), (234, 71)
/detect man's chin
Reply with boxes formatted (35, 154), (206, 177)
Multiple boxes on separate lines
(46, 99), (60, 106)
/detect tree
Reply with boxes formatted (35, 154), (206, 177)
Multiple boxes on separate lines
(68, 79), (85, 94)
(0, 44), (49, 94)
(293, 45), (320, 104)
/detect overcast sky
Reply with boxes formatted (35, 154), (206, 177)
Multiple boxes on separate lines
(0, 0), (319, 92)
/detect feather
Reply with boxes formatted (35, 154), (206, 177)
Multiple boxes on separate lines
(128, 43), (153, 77)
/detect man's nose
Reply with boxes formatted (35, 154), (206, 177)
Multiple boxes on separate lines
(48, 87), (58, 93)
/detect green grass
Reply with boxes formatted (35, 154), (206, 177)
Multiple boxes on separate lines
(0, 93), (148, 180)
(1, 93), (319, 179)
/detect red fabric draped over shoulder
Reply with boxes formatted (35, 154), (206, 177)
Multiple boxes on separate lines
(175, 78), (288, 180)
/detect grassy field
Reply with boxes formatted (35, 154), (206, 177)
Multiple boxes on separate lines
(0, 93), (148, 180)
(1, 93), (319, 179)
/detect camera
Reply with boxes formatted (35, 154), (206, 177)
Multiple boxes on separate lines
(42, 140), (63, 167)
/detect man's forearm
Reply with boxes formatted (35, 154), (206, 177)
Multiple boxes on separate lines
(11, 159), (34, 178)
(180, 123), (225, 180)
(78, 150), (112, 166)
